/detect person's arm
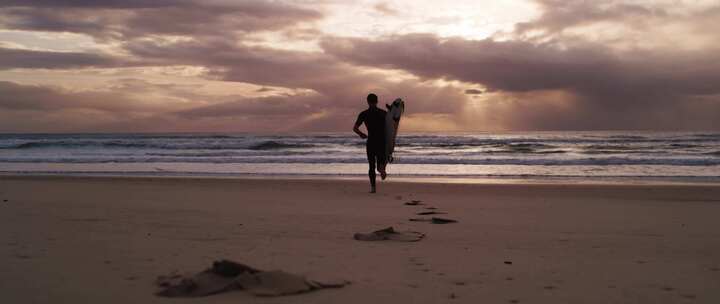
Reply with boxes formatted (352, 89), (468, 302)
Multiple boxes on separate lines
(353, 113), (368, 139)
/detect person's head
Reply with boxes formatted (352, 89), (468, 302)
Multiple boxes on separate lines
(366, 93), (378, 107)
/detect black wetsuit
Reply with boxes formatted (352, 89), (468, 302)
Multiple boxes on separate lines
(355, 107), (387, 188)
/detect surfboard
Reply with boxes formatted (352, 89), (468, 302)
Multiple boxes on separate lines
(385, 98), (405, 163)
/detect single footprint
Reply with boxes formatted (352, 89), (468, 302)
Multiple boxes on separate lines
(416, 211), (447, 215)
(353, 227), (425, 242)
(408, 217), (458, 224)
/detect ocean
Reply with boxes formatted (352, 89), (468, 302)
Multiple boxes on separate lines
(1, 132), (719, 182)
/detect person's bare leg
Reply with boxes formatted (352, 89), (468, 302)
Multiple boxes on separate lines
(378, 156), (387, 180)
(368, 154), (377, 193)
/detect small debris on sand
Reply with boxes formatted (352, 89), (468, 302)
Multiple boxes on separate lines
(155, 260), (349, 298)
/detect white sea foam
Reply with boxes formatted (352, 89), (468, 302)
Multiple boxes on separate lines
(0, 132), (718, 179)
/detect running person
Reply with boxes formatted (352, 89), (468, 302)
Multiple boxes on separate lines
(353, 93), (387, 193)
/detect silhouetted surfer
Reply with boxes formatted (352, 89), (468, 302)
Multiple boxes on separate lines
(353, 93), (387, 193)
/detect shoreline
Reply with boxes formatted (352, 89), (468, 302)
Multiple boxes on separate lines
(2, 161), (719, 181)
(2, 171), (720, 186)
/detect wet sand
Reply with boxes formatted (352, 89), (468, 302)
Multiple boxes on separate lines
(1, 175), (719, 303)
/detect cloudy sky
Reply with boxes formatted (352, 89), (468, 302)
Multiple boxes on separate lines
(0, 0), (718, 132)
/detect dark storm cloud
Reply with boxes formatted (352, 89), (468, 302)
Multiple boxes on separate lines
(125, 38), (342, 89)
(0, 8), (113, 38)
(0, 1), (322, 39)
(0, 47), (119, 69)
(321, 33), (720, 130)
(323, 34), (621, 93)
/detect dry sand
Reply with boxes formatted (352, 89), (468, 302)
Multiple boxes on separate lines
(1, 175), (720, 303)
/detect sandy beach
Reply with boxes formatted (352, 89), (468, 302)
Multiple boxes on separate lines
(1, 176), (720, 303)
